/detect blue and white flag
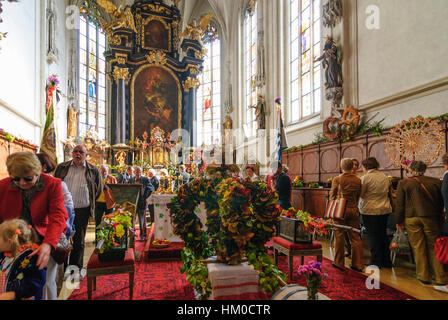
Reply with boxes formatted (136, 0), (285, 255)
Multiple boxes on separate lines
(274, 98), (288, 162)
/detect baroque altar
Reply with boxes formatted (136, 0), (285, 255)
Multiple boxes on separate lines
(98, 0), (209, 152)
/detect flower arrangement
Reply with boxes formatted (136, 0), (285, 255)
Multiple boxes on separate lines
(46, 74), (60, 112)
(96, 207), (133, 254)
(169, 174), (285, 299)
(292, 176), (304, 188)
(297, 261), (328, 300)
(282, 208), (333, 237)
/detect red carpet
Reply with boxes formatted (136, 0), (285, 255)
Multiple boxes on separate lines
(68, 241), (416, 300)
(68, 241), (196, 300)
(270, 249), (416, 300)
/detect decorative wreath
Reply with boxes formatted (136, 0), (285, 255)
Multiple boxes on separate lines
(341, 107), (360, 134)
(323, 118), (341, 141)
(385, 116), (445, 169)
(169, 176), (285, 299)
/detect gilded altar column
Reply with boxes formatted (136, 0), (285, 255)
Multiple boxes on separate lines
(113, 67), (130, 145)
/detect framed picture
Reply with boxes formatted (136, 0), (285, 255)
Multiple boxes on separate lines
(131, 65), (181, 140)
(143, 18), (171, 51)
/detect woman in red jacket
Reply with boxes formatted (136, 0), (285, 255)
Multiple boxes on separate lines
(0, 151), (67, 271)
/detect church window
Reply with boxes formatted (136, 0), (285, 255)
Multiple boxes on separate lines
(289, 0), (322, 123)
(196, 25), (221, 148)
(243, 2), (258, 138)
(78, 15), (107, 140)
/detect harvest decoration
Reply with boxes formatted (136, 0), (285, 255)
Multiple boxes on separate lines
(282, 208), (333, 237)
(96, 207), (133, 254)
(292, 176), (304, 188)
(385, 116), (445, 170)
(152, 239), (170, 249)
(169, 174), (285, 299)
(45, 75), (60, 112)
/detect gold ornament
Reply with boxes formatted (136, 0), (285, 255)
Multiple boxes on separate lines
(113, 66), (130, 84)
(182, 77), (200, 92)
(385, 116), (445, 169)
(67, 106), (79, 138)
(180, 13), (213, 43)
(115, 150), (127, 168)
(145, 50), (167, 65)
(96, 0), (138, 33)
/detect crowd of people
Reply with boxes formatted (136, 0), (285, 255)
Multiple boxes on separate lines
(0, 144), (446, 299)
(0, 144), (194, 300)
(327, 156), (448, 294)
(264, 155), (448, 294)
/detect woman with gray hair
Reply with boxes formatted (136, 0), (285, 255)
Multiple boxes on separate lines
(359, 157), (393, 268)
(395, 161), (447, 289)
(329, 158), (364, 272)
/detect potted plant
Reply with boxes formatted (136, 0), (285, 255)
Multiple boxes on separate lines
(96, 207), (133, 262)
(297, 261), (328, 300)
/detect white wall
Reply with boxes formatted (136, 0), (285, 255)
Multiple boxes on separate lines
(0, 0), (42, 144)
(0, 0), (71, 161)
(357, 0), (448, 106)
(279, 0), (448, 149)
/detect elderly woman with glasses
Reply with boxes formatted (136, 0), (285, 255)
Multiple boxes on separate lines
(0, 151), (68, 272)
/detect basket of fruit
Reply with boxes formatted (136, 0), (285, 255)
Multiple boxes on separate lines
(152, 239), (171, 249)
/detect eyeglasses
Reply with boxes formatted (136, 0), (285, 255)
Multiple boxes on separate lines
(73, 150), (86, 154)
(11, 176), (35, 182)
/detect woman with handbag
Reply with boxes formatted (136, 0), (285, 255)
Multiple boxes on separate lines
(0, 152), (67, 286)
(329, 158), (364, 272)
(395, 161), (447, 289)
(434, 153), (448, 293)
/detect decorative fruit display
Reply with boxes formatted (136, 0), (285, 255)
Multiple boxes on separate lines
(152, 239), (171, 248)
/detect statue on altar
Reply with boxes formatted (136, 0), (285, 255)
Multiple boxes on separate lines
(96, 0), (137, 33)
(67, 106), (79, 138)
(180, 13), (213, 43)
(134, 127), (173, 166)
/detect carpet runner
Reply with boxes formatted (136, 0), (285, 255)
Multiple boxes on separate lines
(274, 254), (416, 300)
(68, 242), (416, 300)
(68, 241), (196, 300)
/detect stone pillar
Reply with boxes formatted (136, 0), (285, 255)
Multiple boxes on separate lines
(113, 66), (130, 145)
(182, 77), (200, 147)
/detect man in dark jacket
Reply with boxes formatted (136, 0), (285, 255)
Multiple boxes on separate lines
(147, 169), (159, 223)
(174, 165), (191, 190)
(54, 144), (103, 269)
(395, 161), (447, 287)
(270, 161), (292, 210)
(134, 166), (155, 241)
(117, 166), (135, 184)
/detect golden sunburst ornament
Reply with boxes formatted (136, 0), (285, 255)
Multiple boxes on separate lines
(385, 116), (445, 169)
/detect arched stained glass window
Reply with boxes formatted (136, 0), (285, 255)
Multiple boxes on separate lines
(78, 15), (107, 140)
(289, 0), (322, 122)
(196, 25), (221, 148)
(244, 3), (258, 138)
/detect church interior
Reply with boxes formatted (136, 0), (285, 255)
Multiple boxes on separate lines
(0, 0), (447, 303)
